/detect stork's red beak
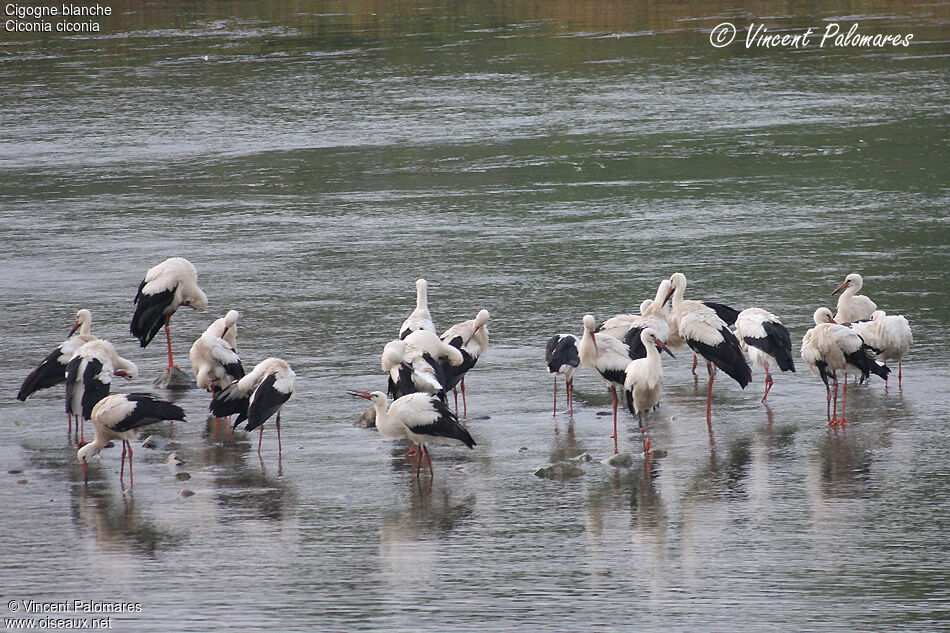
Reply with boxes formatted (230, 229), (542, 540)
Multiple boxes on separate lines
(114, 370), (128, 377)
(663, 286), (674, 306)
(831, 280), (848, 296)
(829, 317), (837, 324)
(589, 330), (599, 354)
(222, 326), (229, 337)
(347, 390), (372, 400)
(655, 340), (675, 358)
(69, 322), (80, 337)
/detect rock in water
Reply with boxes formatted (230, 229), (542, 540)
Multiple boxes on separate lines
(603, 452), (634, 468)
(179, 489), (195, 498)
(354, 406), (376, 429)
(534, 461), (585, 481)
(570, 453), (592, 462)
(166, 452), (184, 466)
(141, 435), (170, 450)
(153, 366), (194, 390)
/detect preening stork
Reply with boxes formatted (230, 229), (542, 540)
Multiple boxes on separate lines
(734, 307), (796, 402)
(545, 334), (580, 416)
(578, 314), (633, 442)
(622, 279), (673, 360)
(348, 390), (475, 477)
(440, 309), (490, 417)
(189, 309), (245, 395)
(597, 280), (671, 341)
(832, 273), (877, 324)
(130, 257), (208, 368)
(668, 273), (751, 425)
(18, 309), (97, 416)
(849, 310), (913, 386)
(399, 278), (436, 339)
(381, 339), (446, 399)
(623, 328), (675, 453)
(65, 339), (138, 444)
(210, 358), (295, 454)
(77, 393), (185, 488)
(801, 307), (889, 424)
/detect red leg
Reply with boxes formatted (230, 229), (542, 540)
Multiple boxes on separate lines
(898, 361), (903, 388)
(567, 378), (574, 416)
(120, 439), (127, 484)
(461, 376), (467, 418)
(692, 353), (698, 375)
(840, 375), (848, 425)
(825, 383), (832, 423)
(424, 446), (433, 477)
(453, 388), (459, 415)
(276, 413), (282, 456)
(706, 363), (715, 424)
(761, 364), (773, 403)
(552, 376), (557, 416)
(609, 385), (618, 440)
(127, 441), (134, 489)
(165, 315), (174, 368)
(258, 425), (264, 454)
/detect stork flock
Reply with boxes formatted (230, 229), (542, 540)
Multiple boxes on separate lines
(16, 261), (913, 486)
(17, 257), (295, 487)
(546, 272), (912, 452)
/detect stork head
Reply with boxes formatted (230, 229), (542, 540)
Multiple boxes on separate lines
(70, 308), (92, 337)
(832, 273), (863, 296)
(669, 272), (686, 292)
(639, 299), (653, 315)
(473, 309), (490, 331)
(222, 309), (240, 335)
(582, 314), (598, 352)
(77, 442), (100, 465)
(870, 310), (886, 322)
(183, 287), (209, 310)
(813, 307), (835, 325)
(641, 328), (675, 358)
(381, 340), (407, 372)
(347, 390), (387, 406)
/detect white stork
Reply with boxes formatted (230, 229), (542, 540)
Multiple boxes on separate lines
(545, 333), (580, 416)
(18, 309), (98, 437)
(382, 339), (445, 399)
(348, 390), (476, 477)
(849, 310), (913, 386)
(399, 278), (436, 339)
(189, 309), (245, 395)
(734, 307), (796, 402)
(622, 280), (673, 360)
(597, 280), (671, 341)
(801, 307), (889, 424)
(210, 358), (295, 454)
(623, 328), (675, 453)
(130, 257), (208, 368)
(578, 314), (633, 442)
(440, 309), (490, 417)
(77, 393), (185, 488)
(832, 273), (877, 324)
(668, 273), (751, 425)
(65, 339), (138, 444)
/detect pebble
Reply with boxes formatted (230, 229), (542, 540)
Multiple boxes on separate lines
(647, 449), (669, 459)
(152, 366), (195, 390)
(141, 435), (169, 450)
(353, 406), (376, 429)
(570, 453), (592, 462)
(179, 489), (195, 498)
(175, 472), (192, 481)
(518, 447), (528, 454)
(534, 461), (585, 481)
(8, 469), (23, 475)
(16, 479), (27, 485)
(603, 452), (634, 468)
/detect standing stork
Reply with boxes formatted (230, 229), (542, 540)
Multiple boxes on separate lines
(832, 273), (877, 324)
(130, 257), (208, 368)
(545, 334), (580, 416)
(734, 307), (796, 402)
(668, 273), (751, 427)
(578, 314), (633, 443)
(18, 309), (98, 438)
(348, 390), (475, 477)
(849, 310), (913, 386)
(622, 280), (673, 360)
(189, 309), (245, 394)
(597, 280), (671, 341)
(382, 339), (446, 399)
(210, 358), (295, 455)
(65, 339), (138, 445)
(77, 393), (185, 488)
(399, 278), (436, 339)
(623, 328), (675, 453)
(801, 308), (889, 424)
(440, 309), (490, 417)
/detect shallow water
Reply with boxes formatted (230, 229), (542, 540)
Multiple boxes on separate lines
(1, 2), (949, 631)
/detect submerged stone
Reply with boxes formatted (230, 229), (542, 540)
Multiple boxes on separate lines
(175, 472), (191, 481)
(603, 452), (634, 468)
(141, 435), (170, 450)
(570, 453), (592, 462)
(179, 489), (195, 498)
(152, 366), (194, 390)
(534, 461), (585, 481)
(354, 406), (376, 429)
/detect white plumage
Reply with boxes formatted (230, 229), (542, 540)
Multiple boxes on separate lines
(623, 328), (674, 452)
(832, 273), (877, 324)
(578, 314), (632, 440)
(65, 339), (138, 445)
(439, 309), (491, 417)
(189, 309), (244, 393)
(598, 279), (672, 341)
(399, 278), (436, 339)
(734, 307), (796, 402)
(402, 329), (464, 367)
(18, 309), (97, 403)
(849, 310), (912, 385)
(545, 333), (580, 415)
(382, 339), (444, 397)
(210, 358), (295, 454)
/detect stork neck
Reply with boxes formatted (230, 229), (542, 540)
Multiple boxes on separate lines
(671, 281), (686, 310)
(416, 285), (428, 310)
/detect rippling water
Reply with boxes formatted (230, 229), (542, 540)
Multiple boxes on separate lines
(1, 2), (948, 631)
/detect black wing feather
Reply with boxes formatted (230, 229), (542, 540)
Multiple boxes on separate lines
(131, 284), (176, 347)
(687, 327), (752, 388)
(703, 302), (740, 326)
(546, 335), (579, 373)
(243, 373), (291, 432)
(65, 355), (82, 414)
(408, 396), (476, 448)
(744, 321), (796, 372)
(622, 326), (647, 360)
(210, 380), (250, 419)
(112, 393), (186, 432)
(80, 359), (109, 420)
(18, 346), (68, 401)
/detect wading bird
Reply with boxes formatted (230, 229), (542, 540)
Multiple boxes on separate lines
(440, 309), (490, 417)
(399, 278), (436, 339)
(801, 307), (889, 425)
(622, 280), (673, 360)
(668, 273), (751, 427)
(65, 339), (138, 444)
(545, 333), (580, 416)
(578, 314), (633, 442)
(348, 390), (475, 477)
(382, 339), (445, 399)
(210, 358), (295, 454)
(623, 328), (675, 453)
(832, 273), (877, 324)
(849, 310), (912, 386)
(189, 309), (244, 394)
(77, 393), (185, 488)
(130, 257), (208, 368)
(734, 307), (796, 402)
